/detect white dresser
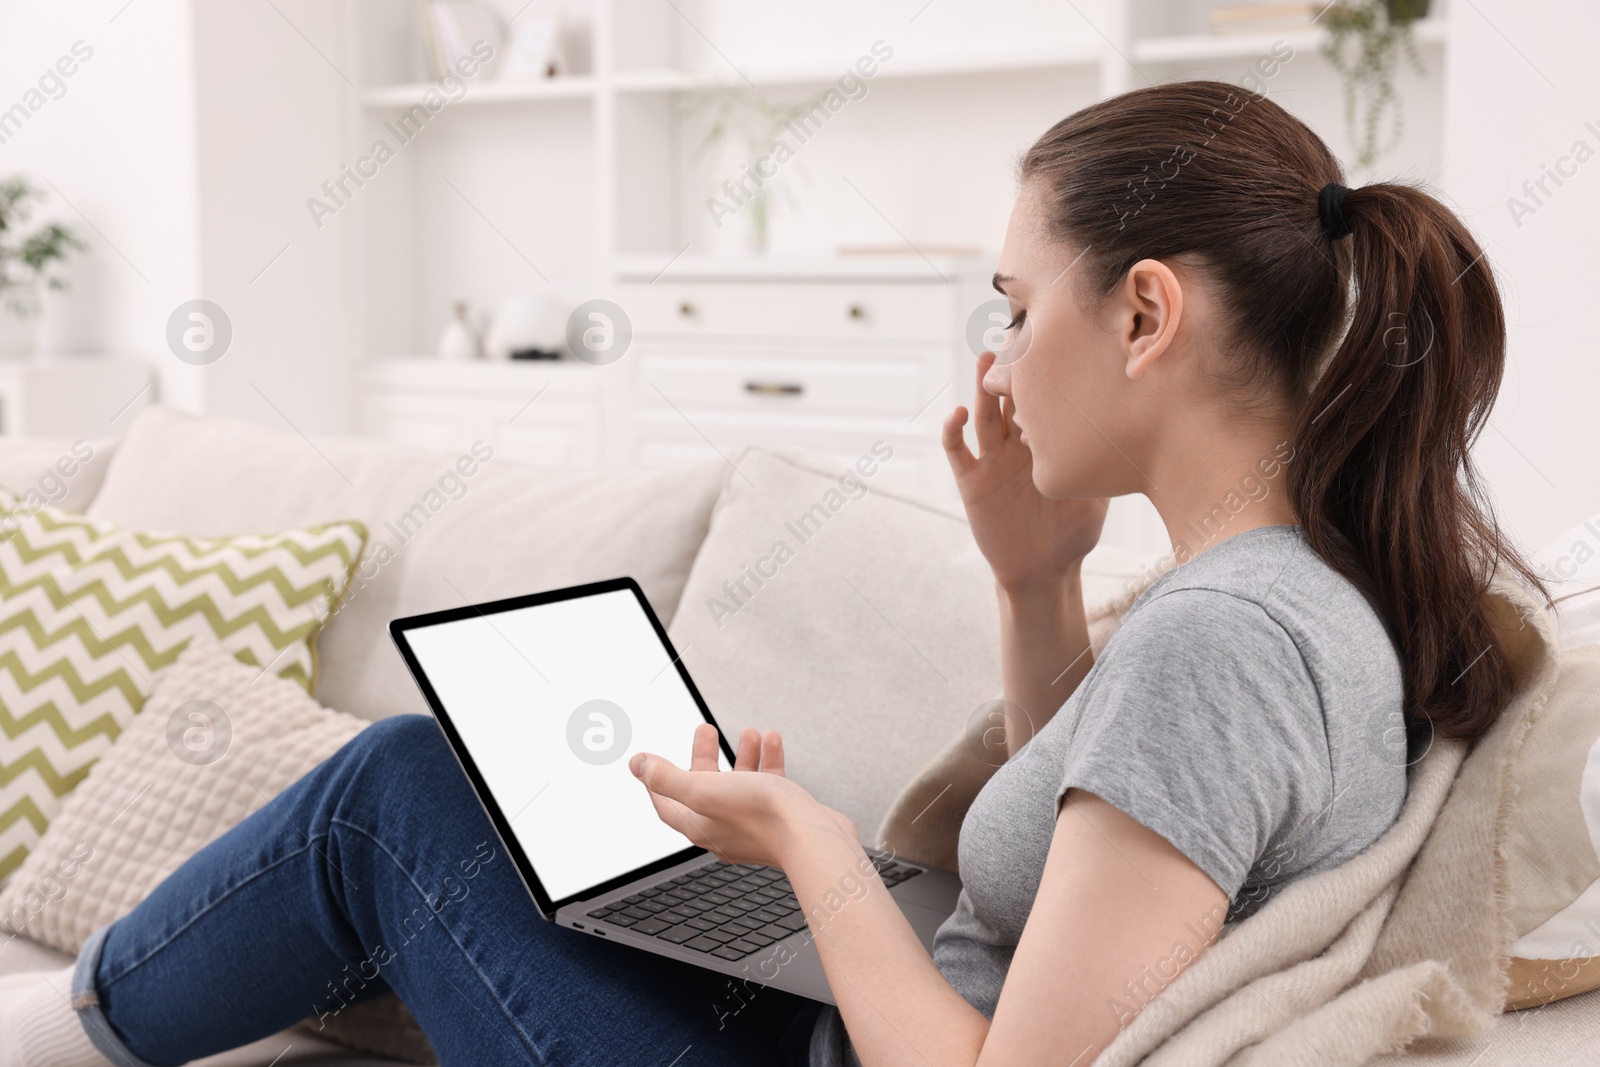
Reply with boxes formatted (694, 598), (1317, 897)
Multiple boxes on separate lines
(615, 255), (989, 498)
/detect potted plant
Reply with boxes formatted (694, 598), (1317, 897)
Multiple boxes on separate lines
(1320, 0), (1432, 170)
(685, 88), (816, 255)
(0, 177), (84, 357)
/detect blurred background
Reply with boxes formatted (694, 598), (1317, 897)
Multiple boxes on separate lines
(0, 0), (1592, 556)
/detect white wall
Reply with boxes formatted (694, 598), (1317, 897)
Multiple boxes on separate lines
(187, 0), (352, 435)
(0, 0), (206, 420)
(1441, 0), (1600, 551)
(0, 0), (353, 435)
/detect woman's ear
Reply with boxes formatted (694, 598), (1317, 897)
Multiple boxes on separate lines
(1121, 258), (1183, 381)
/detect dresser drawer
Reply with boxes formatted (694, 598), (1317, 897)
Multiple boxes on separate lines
(616, 280), (953, 343)
(639, 351), (930, 419)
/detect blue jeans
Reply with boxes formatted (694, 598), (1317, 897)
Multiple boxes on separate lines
(70, 715), (821, 1066)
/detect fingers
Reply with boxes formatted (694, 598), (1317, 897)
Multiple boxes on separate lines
(971, 351), (1005, 453)
(998, 396), (1025, 447)
(734, 727), (761, 771)
(629, 752), (700, 807)
(633, 753), (737, 863)
(761, 731), (786, 778)
(690, 722), (720, 772)
(941, 406), (976, 476)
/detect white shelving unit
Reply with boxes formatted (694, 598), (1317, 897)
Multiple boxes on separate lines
(1132, 16), (1445, 63)
(344, 0), (1451, 539)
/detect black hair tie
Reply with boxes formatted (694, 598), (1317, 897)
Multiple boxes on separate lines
(1318, 182), (1353, 239)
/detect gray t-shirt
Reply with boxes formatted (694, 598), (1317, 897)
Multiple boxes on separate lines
(810, 524), (1408, 1064)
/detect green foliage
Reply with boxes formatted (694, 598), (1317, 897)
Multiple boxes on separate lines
(1320, 0), (1430, 169)
(0, 177), (85, 316)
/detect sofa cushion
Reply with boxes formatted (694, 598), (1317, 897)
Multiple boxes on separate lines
(0, 486), (364, 882)
(664, 445), (1149, 838)
(85, 407), (726, 722)
(0, 436), (117, 515)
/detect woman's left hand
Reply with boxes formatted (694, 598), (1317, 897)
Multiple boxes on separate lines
(630, 724), (857, 870)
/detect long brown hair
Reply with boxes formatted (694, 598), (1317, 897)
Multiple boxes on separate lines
(1020, 80), (1545, 742)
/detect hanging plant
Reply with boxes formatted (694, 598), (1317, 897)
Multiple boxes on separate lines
(1320, 0), (1430, 169)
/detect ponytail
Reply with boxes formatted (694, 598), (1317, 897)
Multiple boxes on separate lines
(1289, 184), (1544, 738)
(1020, 81), (1546, 743)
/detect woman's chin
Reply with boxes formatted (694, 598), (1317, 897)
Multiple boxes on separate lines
(1029, 464), (1075, 500)
(1031, 457), (1114, 501)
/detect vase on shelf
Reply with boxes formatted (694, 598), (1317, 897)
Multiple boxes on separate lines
(436, 301), (482, 361)
(0, 308), (39, 359)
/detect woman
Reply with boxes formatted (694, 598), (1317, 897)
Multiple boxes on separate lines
(0, 80), (1542, 1067)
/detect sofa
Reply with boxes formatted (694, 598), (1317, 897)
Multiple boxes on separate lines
(0, 405), (1593, 1066)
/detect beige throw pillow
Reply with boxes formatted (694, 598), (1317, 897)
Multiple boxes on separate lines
(664, 447), (1002, 839)
(0, 638), (368, 948)
(0, 638), (436, 1062)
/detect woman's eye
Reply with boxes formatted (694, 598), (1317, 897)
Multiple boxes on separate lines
(1007, 310), (1027, 330)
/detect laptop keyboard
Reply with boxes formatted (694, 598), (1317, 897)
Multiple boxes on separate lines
(586, 858), (922, 962)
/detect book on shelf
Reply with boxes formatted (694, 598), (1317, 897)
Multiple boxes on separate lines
(423, 1), (507, 80)
(1208, 1), (1331, 35)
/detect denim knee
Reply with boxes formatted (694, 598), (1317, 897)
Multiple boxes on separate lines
(331, 715), (456, 807)
(347, 713), (446, 767)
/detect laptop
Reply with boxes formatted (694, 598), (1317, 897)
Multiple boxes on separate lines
(388, 576), (962, 1005)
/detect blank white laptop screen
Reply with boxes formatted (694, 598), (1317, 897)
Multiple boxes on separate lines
(400, 588), (730, 903)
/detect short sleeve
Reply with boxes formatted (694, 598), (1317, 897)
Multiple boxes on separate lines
(1055, 587), (1331, 901)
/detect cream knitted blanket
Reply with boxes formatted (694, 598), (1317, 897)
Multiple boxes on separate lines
(878, 571), (1561, 1066)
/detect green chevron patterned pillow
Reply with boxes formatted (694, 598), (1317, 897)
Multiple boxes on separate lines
(0, 487), (366, 881)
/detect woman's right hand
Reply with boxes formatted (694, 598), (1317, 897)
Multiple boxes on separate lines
(942, 351), (1110, 593)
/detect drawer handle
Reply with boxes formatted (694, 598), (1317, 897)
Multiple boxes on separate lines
(847, 303), (866, 320)
(678, 301), (697, 318)
(744, 380), (804, 396)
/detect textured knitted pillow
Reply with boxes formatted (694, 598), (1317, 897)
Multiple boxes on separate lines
(0, 487), (365, 880)
(0, 638), (437, 1063)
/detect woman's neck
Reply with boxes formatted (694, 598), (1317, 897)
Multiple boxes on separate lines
(1145, 421), (1301, 564)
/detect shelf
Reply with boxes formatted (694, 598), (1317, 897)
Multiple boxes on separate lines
(357, 19), (1447, 105)
(634, 405), (943, 438)
(1132, 16), (1446, 64)
(614, 44), (1101, 94)
(613, 252), (987, 283)
(360, 76), (598, 107)
(365, 357), (615, 393)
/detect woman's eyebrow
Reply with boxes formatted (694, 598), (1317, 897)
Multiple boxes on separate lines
(992, 272), (1014, 294)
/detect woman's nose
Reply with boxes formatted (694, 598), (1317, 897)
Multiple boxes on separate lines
(982, 353), (1011, 398)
